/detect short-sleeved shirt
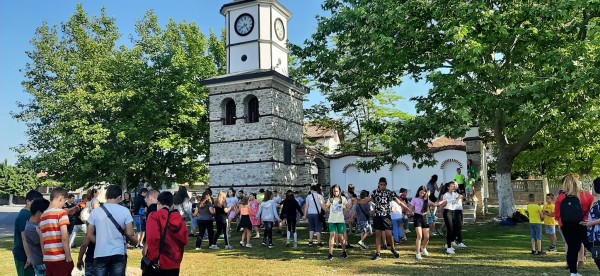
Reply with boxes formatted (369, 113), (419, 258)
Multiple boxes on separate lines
(13, 209), (32, 262)
(257, 194), (265, 203)
(390, 201), (403, 219)
(133, 195), (147, 215)
(543, 204), (557, 226)
(411, 198), (431, 215)
(370, 189), (399, 217)
(306, 193), (324, 215)
(326, 196), (348, 223)
(24, 221), (44, 266)
(442, 192), (460, 210)
(466, 178), (475, 189)
(527, 204), (543, 224)
(454, 174), (466, 184)
(87, 203), (133, 258)
(40, 208), (70, 262)
(197, 202), (213, 220)
(354, 203), (372, 222)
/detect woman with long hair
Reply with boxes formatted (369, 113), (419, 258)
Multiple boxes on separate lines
(426, 175), (440, 235)
(226, 188), (239, 239)
(213, 192), (233, 249)
(174, 186), (195, 235)
(194, 192), (215, 250)
(87, 189), (100, 210)
(323, 184), (350, 260)
(556, 174), (600, 275)
(256, 191), (279, 248)
(280, 192), (304, 247)
(119, 191), (133, 214)
(438, 182), (461, 255)
(236, 196), (253, 248)
(249, 193), (261, 238)
(411, 186), (437, 260)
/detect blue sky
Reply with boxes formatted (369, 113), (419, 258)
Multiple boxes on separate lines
(0, 0), (430, 165)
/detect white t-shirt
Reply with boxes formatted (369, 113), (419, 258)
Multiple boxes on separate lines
(87, 203), (134, 258)
(306, 193), (323, 215)
(390, 201), (403, 220)
(326, 196), (348, 223)
(443, 192), (460, 210)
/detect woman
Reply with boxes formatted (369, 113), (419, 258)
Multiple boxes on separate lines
(119, 192), (134, 214)
(256, 190), (279, 248)
(88, 189), (101, 210)
(280, 192), (304, 247)
(411, 186), (438, 260)
(144, 191), (189, 276)
(426, 175), (440, 235)
(249, 193), (261, 238)
(174, 186), (195, 235)
(194, 192), (215, 250)
(556, 174), (600, 275)
(226, 188), (239, 238)
(438, 181), (461, 254)
(213, 191), (233, 249)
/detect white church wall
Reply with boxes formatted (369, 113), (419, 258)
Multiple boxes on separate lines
(330, 150), (466, 197)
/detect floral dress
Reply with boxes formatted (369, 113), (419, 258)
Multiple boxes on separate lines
(250, 199), (261, 226)
(587, 199), (600, 243)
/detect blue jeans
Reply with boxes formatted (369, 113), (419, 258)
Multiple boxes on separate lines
(93, 254), (127, 276)
(85, 262), (95, 276)
(392, 218), (404, 243)
(33, 264), (46, 276)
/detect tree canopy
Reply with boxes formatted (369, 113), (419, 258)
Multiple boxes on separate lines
(14, 5), (225, 190)
(294, 0), (600, 217)
(0, 160), (40, 197)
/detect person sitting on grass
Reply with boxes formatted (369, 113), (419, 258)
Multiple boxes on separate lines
(527, 201), (546, 255)
(323, 184), (351, 261)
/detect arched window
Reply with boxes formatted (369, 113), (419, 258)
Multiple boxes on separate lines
(247, 96), (259, 123)
(224, 99), (236, 125)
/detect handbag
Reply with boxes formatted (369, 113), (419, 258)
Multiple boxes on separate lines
(141, 209), (173, 273)
(312, 194), (325, 222)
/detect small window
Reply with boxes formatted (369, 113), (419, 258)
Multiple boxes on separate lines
(224, 99), (236, 125)
(247, 97), (259, 123)
(283, 141), (292, 165)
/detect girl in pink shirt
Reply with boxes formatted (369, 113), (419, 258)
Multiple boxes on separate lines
(410, 186), (437, 260)
(249, 193), (261, 238)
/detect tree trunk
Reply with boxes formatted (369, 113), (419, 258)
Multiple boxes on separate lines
(8, 194), (14, 206)
(496, 154), (516, 218)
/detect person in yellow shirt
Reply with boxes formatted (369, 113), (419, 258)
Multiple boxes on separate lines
(527, 203), (546, 255)
(542, 193), (558, 252)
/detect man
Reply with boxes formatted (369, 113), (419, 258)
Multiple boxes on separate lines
(357, 177), (411, 260)
(86, 185), (137, 276)
(40, 187), (74, 275)
(64, 194), (85, 248)
(13, 190), (43, 276)
(133, 188), (148, 248)
(145, 189), (160, 220)
(454, 168), (467, 194)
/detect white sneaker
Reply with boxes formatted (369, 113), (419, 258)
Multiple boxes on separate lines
(405, 229), (411, 233)
(358, 240), (368, 250)
(451, 241), (458, 247)
(225, 245), (233, 249)
(415, 253), (423, 260)
(245, 243), (253, 248)
(570, 273), (582, 276)
(293, 243), (298, 248)
(209, 245), (220, 250)
(421, 248), (429, 257)
(457, 243), (467, 248)
(446, 248), (455, 254)
(195, 247), (201, 251)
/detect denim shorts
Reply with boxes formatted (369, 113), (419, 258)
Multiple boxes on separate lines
(530, 224), (542, 240)
(133, 215), (145, 232)
(307, 214), (322, 232)
(545, 225), (556, 235)
(358, 221), (372, 234)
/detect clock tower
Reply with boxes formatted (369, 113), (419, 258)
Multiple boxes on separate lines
(221, 0), (291, 76)
(203, 0), (308, 193)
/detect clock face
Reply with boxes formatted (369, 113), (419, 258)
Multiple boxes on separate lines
(274, 18), (285, 41)
(235, 13), (254, 36)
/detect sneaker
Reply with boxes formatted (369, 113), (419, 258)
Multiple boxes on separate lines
(268, 243), (275, 248)
(209, 245), (220, 250)
(531, 250), (537, 255)
(262, 242), (267, 247)
(457, 243), (467, 248)
(346, 244), (354, 249)
(536, 250), (546, 255)
(446, 248), (455, 254)
(318, 242), (324, 248)
(225, 245), (233, 249)
(401, 237), (408, 243)
(405, 229), (411, 233)
(422, 248), (429, 257)
(391, 249), (400, 258)
(240, 241), (245, 247)
(293, 243), (298, 248)
(328, 254), (334, 261)
(195, 247), (201, 251)
(431, 232), (438, 236)
(382, 244), (388, 250)
(415, 253), (423, 260)
(358, 240), (368, 250)
(570, 273), (583, 276)
(336, 244), (342, 249)
(245, 243), (253, 248)
(451, 241), (458, 247)
(286, 241), (291, 247)
(308, 241), (314, 246)
(548, 245), (557, 252)
(342, 251), (348, 259)
(371, 253), (382, 261)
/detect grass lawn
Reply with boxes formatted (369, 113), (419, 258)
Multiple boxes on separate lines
(2, 212), (598, 276)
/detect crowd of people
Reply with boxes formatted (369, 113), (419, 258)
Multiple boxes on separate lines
(10, 171), (600, 276)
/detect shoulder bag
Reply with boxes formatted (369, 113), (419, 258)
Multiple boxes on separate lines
(99, 205), (130, 243)
(141, 209), (173, 273)
(312, 194), (326, 224)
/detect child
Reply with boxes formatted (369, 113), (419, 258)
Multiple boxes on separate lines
(40, 187), (74, 275)
(24, 198), (50, 276)
(410, 186), (437, 260)
(527, 202), (546, 255)
(391, 196), (405, 244)
(256, 191), (279, 248)
(249, 193), (261, 238)
(280, 192), (304, 247)
(399, 188), (411, 234)
(543, 193), (558, 252)
(354, 190), (372, 250)
(323, 185), (350, 260)
(236, 196), (253, 248)
(466, 172), (475, 204)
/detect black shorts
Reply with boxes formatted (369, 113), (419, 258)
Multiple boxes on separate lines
(413, 213), (429, 229)
(458, 184), (466, 194)
(429, 193), (438, 203)
(373, 215), (393, 231)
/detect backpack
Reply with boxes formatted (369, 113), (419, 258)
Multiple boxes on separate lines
(560, 195), (583, 225)
(80, 206), (91, 223)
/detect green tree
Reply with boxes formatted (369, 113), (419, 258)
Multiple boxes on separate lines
(0, 160), (40, 201)
(306, 90), (412, 153)
(295, 0), (600, 217)
(14, 5), (225, 190)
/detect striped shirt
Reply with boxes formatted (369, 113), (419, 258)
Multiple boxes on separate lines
(40, 208), (69, 262)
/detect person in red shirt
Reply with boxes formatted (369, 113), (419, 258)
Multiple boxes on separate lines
(555, 174), (600, 275)
(143, 191), (189, 276)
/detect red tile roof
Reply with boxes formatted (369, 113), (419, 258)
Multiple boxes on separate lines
(303, 124), (336, 138)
